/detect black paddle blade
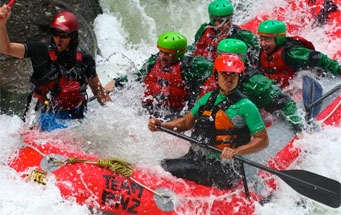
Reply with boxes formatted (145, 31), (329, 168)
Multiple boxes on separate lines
(280, 169), (341, 208)
(303, 76), (323, 117)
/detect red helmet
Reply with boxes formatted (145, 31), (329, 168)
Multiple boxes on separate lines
(50, 11), (79, 33)
(213, 53), (245, 75)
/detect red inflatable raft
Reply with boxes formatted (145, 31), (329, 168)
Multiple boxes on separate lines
(7, 1), (341, 213)
(8, 131), (262, 215)
(7, 93), (341, 215)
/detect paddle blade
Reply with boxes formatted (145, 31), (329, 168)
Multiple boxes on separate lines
(279, 169), (341, 208)
(303, 76), (323, 117)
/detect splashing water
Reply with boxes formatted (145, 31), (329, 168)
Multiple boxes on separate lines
(1, 0), (340, 214)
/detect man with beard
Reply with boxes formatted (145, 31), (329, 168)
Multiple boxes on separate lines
(105, 31), (212, 120)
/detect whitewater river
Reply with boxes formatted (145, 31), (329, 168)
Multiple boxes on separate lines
(0, 0), (340, 214)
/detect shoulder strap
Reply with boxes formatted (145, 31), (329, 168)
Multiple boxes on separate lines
(198, 90), (245, 116)
(197, 90), (219, 115)
(48, 44), (83, 62)
(48, 44), (58, 62)
(216, 90), (246, 111)
(75, 47), (83, 62)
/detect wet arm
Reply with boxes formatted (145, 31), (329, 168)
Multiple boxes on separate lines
(87, 75), (112, 105)
(0, 5), (25, 58)
(148, 112), (196, 132)
(222, 129), (269, 159)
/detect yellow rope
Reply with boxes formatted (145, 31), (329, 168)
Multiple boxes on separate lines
(57, 157), (134, 177)
(96, 158), (133, 177)
(24, 145), (170, 199)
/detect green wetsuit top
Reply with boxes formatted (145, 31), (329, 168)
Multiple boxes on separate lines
(191, 90), (266, 135)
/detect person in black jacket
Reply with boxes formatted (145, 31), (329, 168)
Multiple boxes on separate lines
(0, 4), (111, 131)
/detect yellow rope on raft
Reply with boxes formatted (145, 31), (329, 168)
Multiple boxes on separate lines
(24, 145), (170, 199)
(61, 157), (133, 177)
(59, 157), (169, 198)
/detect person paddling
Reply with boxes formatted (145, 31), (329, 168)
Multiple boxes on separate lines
(0, 4), (111, 131)
(199, 38), (304, 134)
(148, 54), (269, 189)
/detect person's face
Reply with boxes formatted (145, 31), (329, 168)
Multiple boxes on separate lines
(52, 29), (72, 52)
(158, 50), (178, 67)
(259, 36), (276, 54)
(217, 71), (239, 94)
(214, 17), (232, 34)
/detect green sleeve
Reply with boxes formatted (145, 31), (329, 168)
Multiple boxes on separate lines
(316, 53), (340, 75)
(281, 100), (303, 128)
(286, 47), (339, 75)
(233, 98), (266, 134)
(190, 92), (212, 117)
(241, 73), (278, 108)
(182, 56), (213, 89)
(242, 73), (303, 131)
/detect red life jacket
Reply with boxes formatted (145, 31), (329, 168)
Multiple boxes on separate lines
(143, 60), (189, 111)
(34, 48), (86, 109)
(193, 26), (227, 61)
(259, 36), (315, 89)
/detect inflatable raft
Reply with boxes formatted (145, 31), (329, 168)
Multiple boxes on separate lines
(7, 1), (341, 213)
(7, 90), (341, 215)
(8, 131), (262, 215)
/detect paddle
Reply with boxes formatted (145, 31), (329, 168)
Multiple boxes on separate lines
(7, 0), (16, 7)
(302, 76), (323, 120)
(303, 76), (341, 120)
(156, 125), (341, 208)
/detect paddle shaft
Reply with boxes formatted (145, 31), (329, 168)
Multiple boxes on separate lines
(156, 125), (341, 208)
(7, 0), (16, 7)
(307, 84), (341, 110)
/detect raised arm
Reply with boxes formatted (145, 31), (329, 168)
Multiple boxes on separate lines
(0, 4), (25, 58)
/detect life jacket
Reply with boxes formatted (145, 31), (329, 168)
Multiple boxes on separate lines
(33, 45), (87, 110)
(193, 26), (228, 61)
(259, 36), (315, 89)
(143, 60), (189, 111)
(191, 90), (251, 150)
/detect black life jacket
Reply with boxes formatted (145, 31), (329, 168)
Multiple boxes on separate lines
(191, 90), (251, 150)
(33, 45), (87, 110)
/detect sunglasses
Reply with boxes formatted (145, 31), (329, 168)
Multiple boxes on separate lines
(51, 29), (71, 38)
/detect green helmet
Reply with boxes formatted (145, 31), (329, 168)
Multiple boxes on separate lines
(208, 0), (234, 25)
(217, 38), (248, 62)
(156, 31), (187, 60)
(258, 19), (287, 46)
